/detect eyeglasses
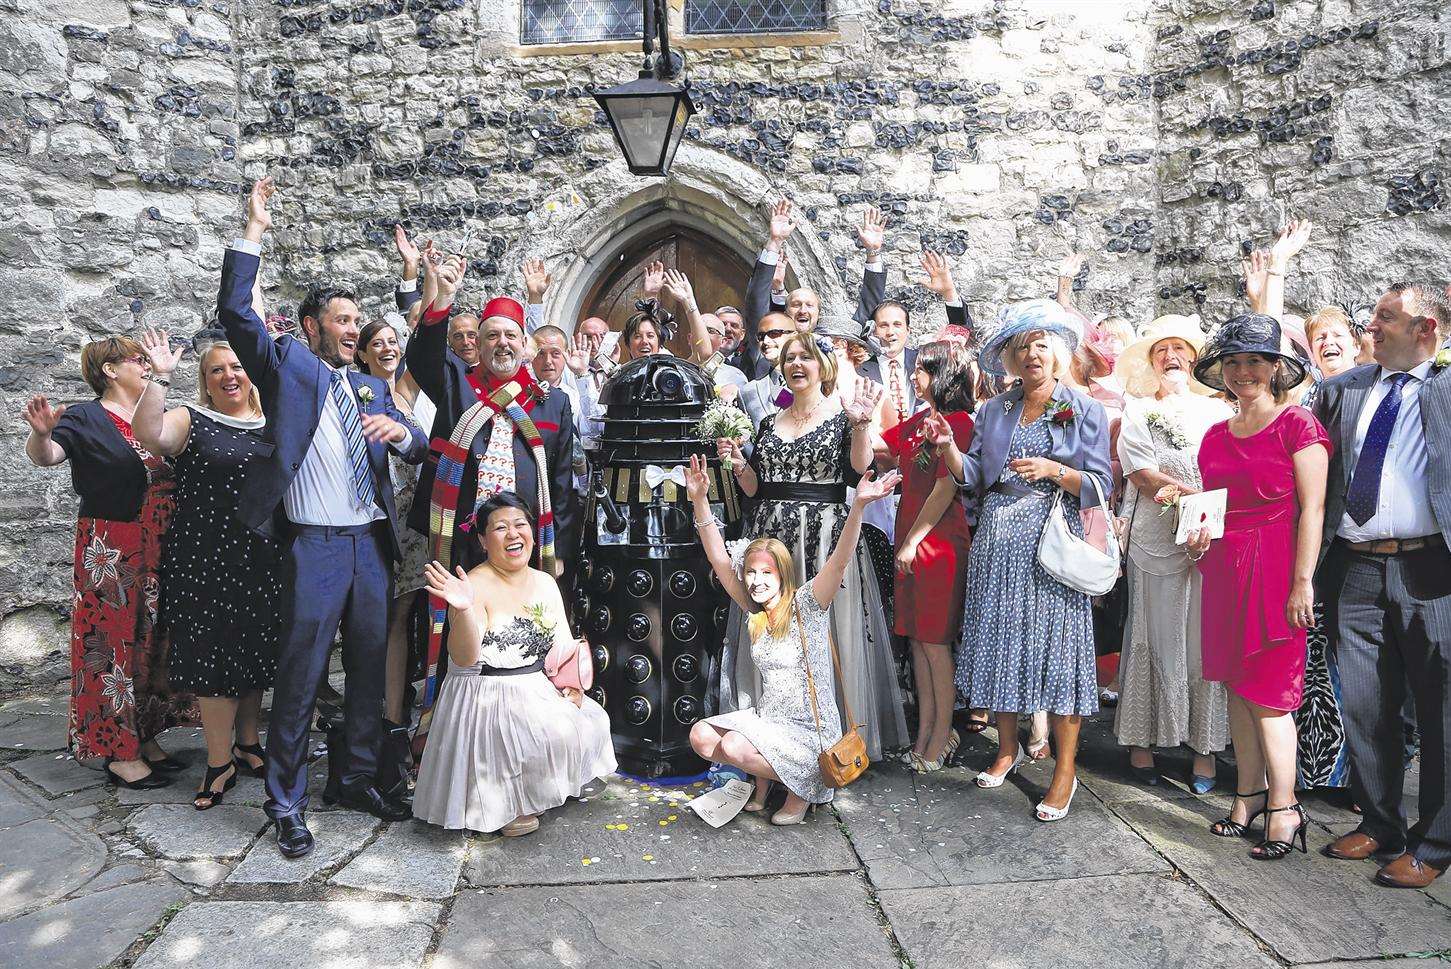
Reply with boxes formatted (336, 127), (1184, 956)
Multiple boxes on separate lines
(120, 355), (148, 367)
(758, 329), (791, 341)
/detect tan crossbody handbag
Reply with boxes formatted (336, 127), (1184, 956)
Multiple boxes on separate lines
(798, 613), (869, 788)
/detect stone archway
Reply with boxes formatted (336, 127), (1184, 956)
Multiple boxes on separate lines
(516, 144), (850, 334)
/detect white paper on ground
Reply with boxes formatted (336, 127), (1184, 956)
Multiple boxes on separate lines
(1175, 488), (1228, 544)
(685, 778), (754, 828)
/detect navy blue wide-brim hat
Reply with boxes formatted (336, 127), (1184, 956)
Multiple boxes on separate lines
(978, 299), (1082, 376)
(1192, 313), (1309, 392)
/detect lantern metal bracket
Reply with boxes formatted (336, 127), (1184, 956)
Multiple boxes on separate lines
(641, 0), (684, 80)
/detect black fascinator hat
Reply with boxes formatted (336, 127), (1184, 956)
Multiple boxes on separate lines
(1192, 313), (1308, 393)
(625, 297), (677, 346)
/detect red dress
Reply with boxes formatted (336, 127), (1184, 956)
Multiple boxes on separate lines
(68, 412), (189, 761)
(883, 410), (974, 643)
(1196, 406), (1330, 712)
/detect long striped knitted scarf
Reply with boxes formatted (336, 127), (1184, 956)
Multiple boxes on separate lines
(416, 379), (555, 736)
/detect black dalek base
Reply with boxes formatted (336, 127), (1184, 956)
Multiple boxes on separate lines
(571, 356), (742, 777)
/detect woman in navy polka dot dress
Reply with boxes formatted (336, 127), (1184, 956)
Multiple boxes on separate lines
(135, 331), (281, 811)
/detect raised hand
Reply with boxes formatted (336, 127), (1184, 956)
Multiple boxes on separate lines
(246, 176), (275, 234)
(661, 268), (696, 308)
(394, 225), (419, 276)
(640, 259), (666, 297)
(23, 395), (65, 436)
(772, 248), (790, 292)
(685, 453), (711, 503)
(846, 377), (884, 426)
(768, 199), (796, 247)
(1242, 249), (1269, 311)
(1269, 219), (1312, 273)
(140, 328), (185, 376)
(567, 332), (592, 376)
(522, 257), (552, 303)
(854, 468), (902, 507)
(858, 205), (888, 254)
(920, 412), (954, 447)
(1056, 252), (1087, 281)
(434, 253), (466, 302)
(423, 561), (475, 611)
(919, 250), (957, 300)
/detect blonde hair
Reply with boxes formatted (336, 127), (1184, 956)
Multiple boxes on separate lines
(777, 332), (838, 396)
(1002, 329), (1073, 381)
(197, 341), (263, 416)
(742, 538), (798, 641)
(80, 335), (145, 396)
(1304, 306), (1354, 345)
(1098, 316), (1135, 347)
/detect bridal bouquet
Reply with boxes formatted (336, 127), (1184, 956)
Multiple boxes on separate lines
(696, 402), (753, 470)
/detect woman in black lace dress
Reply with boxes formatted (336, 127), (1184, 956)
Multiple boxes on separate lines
(134, 332), (280, 810)
(717, 333), (908, 759)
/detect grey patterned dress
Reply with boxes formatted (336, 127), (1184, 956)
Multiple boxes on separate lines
(955, 417), (1099, 716)
(1113, 395), (1231, 754)
(705, 586), (841, 804)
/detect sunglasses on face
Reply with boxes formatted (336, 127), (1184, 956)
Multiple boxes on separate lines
(758, 329), (791, 341)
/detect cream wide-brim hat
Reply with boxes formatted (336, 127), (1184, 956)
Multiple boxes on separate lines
(1113, 315), (1215, 397)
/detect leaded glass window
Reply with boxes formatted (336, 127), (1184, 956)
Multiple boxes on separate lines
(685, 0), (828, 34)
(521, 0), (643, 45)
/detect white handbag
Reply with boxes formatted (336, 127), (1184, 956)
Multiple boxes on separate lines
(1037, 472), (1121, 596)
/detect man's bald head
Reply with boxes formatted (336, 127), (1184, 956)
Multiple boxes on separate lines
(699, 312), (727, 355)
(757, 311), (794, 365)
(786, 288), (820, 331)
(578, 315), (617, 363)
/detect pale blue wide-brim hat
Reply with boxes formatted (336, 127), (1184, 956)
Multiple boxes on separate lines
(978, 298), (1082, 376)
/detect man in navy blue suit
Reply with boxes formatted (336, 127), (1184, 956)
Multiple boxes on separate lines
(218, 176), (428, 858)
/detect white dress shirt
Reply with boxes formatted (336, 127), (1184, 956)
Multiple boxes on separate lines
(1338, 358), (1437, 542)
(284, 363), (385, 527)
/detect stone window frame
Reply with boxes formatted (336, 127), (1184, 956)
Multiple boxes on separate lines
(508, 0), (859, 57)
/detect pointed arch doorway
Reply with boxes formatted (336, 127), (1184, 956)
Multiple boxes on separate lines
(579, 226), (759, 359)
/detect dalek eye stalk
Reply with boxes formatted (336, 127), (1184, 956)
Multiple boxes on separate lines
(573, 356), (742, 777)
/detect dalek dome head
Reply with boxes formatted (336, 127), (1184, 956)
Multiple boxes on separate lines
(599, 354), (713, 415)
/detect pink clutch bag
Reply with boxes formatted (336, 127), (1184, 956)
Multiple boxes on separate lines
(545, 638), (594, 692)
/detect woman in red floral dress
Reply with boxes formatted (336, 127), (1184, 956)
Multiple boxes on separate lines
(877, 340), (976, 772)
(23, 336), (191, 788)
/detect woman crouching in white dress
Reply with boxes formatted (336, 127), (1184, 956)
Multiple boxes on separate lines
(412, 492), (616, 837)
(686, 454), (900, 826)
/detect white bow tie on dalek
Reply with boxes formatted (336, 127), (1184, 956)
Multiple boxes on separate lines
(577, 354), (744, 777)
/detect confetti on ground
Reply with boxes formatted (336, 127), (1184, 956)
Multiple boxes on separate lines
(642, 854), (654, 861)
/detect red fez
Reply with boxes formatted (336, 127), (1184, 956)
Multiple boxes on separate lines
(481, 296), (525, 330)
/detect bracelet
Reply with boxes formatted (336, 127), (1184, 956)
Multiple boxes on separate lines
(693, 515), (723, 529)
(147, 375), (172, 388)
(1054, 463), (1067, 482)
(1265, 270), (1284, 277)
(1187, 549), (1205, 562)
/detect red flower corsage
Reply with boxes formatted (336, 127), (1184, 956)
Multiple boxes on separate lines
(1049, 400), (1075, 426)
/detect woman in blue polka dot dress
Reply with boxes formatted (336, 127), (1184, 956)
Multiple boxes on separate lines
(928, 301), (1113, 822)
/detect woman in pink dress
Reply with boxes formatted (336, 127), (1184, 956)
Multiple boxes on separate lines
(1184, 314), (1329, 861)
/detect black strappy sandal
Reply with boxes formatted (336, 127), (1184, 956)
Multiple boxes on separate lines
(1250, 803), (1308, 860)
(194, 762), (238, 811)
(1210, 789), (1268, 838)
(232, 742), (267, 777)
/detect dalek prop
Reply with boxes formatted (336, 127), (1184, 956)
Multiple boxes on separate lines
(573, 355), (743, 776)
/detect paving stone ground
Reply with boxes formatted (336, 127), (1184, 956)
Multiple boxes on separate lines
(0, 686), (1446, 969)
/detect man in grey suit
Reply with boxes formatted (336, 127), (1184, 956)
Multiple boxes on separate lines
(1312, 281), (1451, 888)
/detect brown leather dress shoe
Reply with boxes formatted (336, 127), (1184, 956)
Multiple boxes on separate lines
(1375, 853), (1444, 888)
(1325, 831), (1398, 860)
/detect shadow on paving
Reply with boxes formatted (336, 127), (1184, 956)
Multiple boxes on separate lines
(878, 872), (1280, 969)
(1114, 796), (1451, 964)
(436, 875), (899, 969)
(465, 775), (859, 887)
(833, 759), (1168, 889)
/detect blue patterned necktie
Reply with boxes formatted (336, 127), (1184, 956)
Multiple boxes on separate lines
(1345, 372), (1411, 526)
(329, 370), (377, 509)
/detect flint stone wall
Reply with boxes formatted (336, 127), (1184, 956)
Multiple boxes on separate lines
(1, 0), (1446, 692)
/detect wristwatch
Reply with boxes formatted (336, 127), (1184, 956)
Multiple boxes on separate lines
(1054, 464), (1067, 483)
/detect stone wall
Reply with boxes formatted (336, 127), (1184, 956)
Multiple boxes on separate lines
(2, 0), (1447, 692)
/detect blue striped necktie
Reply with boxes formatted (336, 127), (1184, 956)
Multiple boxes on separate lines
(1345, 372), (1411, 526)
(329, 370), (377, 509)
